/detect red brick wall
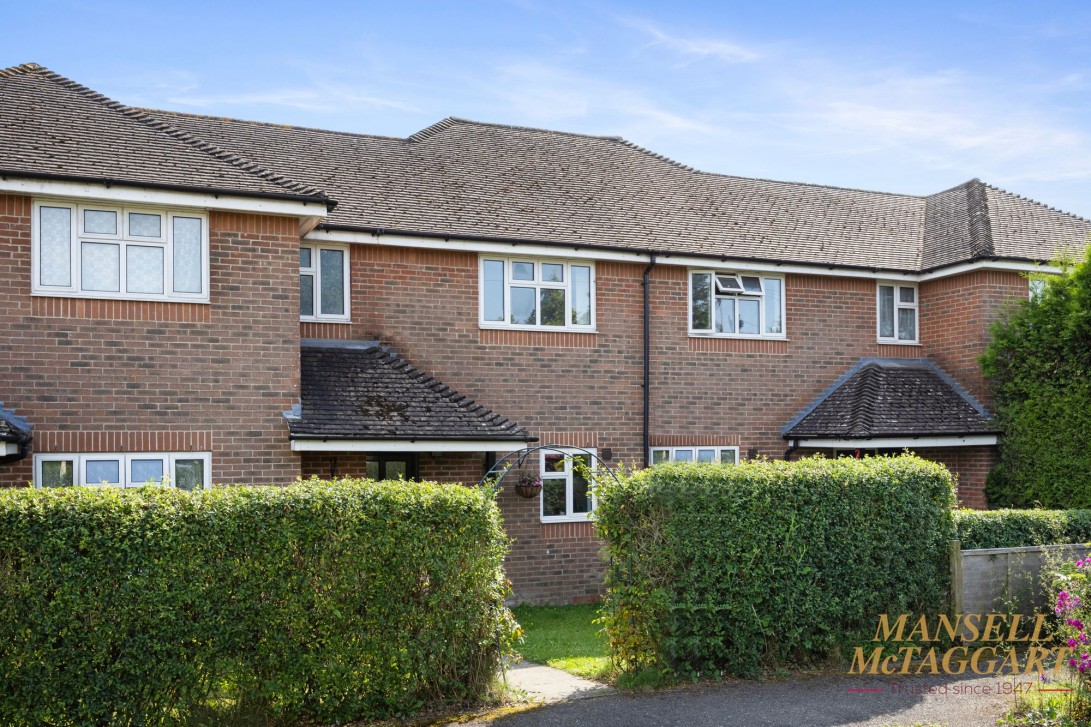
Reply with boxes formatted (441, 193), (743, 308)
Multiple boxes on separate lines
(915, 446), (996, 509)
(0, 195), (302, 486)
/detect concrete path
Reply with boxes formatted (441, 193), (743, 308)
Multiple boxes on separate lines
(500, 660), (615, 703)
(462, 671), (1019, 726)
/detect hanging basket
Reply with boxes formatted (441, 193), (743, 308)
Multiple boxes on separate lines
(514, 472), (543, 498)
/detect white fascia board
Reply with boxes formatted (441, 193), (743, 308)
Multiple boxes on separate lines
(0, 177), (328, 218)
(797, 435), (999, 449)
(3, 443), (18, 456)
(291, 439), (530, 453)
(307, 229), (1050, 281)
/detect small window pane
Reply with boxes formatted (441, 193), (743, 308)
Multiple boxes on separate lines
(898, 308), (917, 341)
(300, 274), (314, 317)
(899, 286), (915, 304)
(130, 459), (165, 485)
(543, 478), (567, 517)
(300, 247), (312, 268)
(764, 278), (783, 334)
(41, 460), (74, 488)
(174, 459), (205, 491)
(40, 206), (72, 287)
(738, 299), (760, 334)
(715, 275), (743, 293)
(173, 217), (202, 294)
(715, 298), (735, 334)
(697, 449), (716, 463)
(483, 260), (505, 322)
(543, 453), (565, 473)
(571, 266), (592, 325)
(1029, 279), (1046, 301)
(572, 467), (591, 514)
(542, 263), (564, 283)
(512, 262), (535, 281)
(129, 213), (162, 238)
(691, 273), (711, 330)
(365, 460), (379, 479)
(81, 242), (120, 292)
(674, 449), (693, 462)
(878, 286), (895, 338)
(386, 460), (406, 479)
(721, 449), (738, 465)
(86, 460), (120, 485)
(741, 276), (762, 293)
(319, 249), (345, 316)
(540, 288), (565, 326)
(651, 449), (669, 465)
(126, 245), (164, 294)
(84, 209), (117, 235)
(511, 287), (536, 325)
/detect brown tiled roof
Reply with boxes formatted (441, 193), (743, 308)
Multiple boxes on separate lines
(289, 341), (535, 442)
(783, 359), (999, 440)
(0, 63), (330, 204)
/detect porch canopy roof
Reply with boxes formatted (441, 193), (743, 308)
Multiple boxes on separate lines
(782, 358), (1001, 449)
(0, 403), (32, 458)
(288, 340), (536, 453)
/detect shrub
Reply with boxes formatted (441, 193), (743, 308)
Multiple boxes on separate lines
(954, 508), (1091, 549)
(981, 245), (1091, 508)
(0, 478), (513, 726)
(594, 455), (954, 678)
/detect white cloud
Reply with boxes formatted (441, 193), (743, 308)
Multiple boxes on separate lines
(622, 18), (761, 64)
(167, 85), (418, 113)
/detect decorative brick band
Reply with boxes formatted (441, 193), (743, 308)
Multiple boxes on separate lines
(535, 431), (600, 448)
(874, 343), (925, 357)
(31, 296), (211, 322)
(479, 328), (598, 348)
(649, 434), (741, 446)
(0, 194), (31, 217)
(688, 337), (789, 354)
(542, 521), (596, 540)
(35, 430), (212, 453)
(299, 321), (353, 340)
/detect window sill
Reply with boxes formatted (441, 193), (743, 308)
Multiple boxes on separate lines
(540, 515), (595, 524)
(876, 340), (922, 346)
(300, 317), (351, 324)
(480, 324), (597, 334)
(31, 290), (210, 305)
(689, 332), (788, 341)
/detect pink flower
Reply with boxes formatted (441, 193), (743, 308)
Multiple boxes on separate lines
(1069, 638), (1078, 648)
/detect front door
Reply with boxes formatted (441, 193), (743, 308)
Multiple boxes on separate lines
(366, 453), (419, 481)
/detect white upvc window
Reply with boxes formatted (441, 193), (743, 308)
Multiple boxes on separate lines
(479, 257), (595, 331)
(540, 448), (596, 523)
(299, 244), (350, 321)
(33, 453), (212, 490)
(1028, 277), (1047, 301)
(689, 271), (785, 338)
(32, 200), (209, 303)
(877, 282), (918, 343)
(650, 446), (740, 465)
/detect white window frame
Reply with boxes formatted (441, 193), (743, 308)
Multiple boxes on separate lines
(539, 447), (597, 523)
(299, 244), (351, 322)
(478, 257), (596, 332)
(688, 270), (786, 339)
(649, 446), (740, 465)
(1028, 277), (1047, 301)
(876, 282), (919, 344)
(33, 452), (212, 489)
(31, 199), (210, 303)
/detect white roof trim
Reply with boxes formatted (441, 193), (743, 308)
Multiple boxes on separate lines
(291, 439), (529, 453)
(796, 435), (999, 449)
(305, 229), (1052, 281)
(2, 443), (18, 456)
(0, 177), (328, 217)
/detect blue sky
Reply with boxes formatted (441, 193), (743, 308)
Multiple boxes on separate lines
(6, 1), (1091, 217)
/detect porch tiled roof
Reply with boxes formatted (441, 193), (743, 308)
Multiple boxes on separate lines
(0, 404), (31, 444)
(290, 341), (535, 442)
(783, 359), (999, 440)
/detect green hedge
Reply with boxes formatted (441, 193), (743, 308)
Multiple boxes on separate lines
(954, 508), (1091, 549)
(595, 456), (954, 678)
(0, 478), (514, 726)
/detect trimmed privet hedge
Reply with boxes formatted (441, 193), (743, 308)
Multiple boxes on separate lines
(0, 478), (514, 726)
(954, 508), (1091, 549)
(595, 456), (955, 678)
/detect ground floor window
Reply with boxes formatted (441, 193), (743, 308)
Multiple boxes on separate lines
(650, 446), (740, 465)
(540, 448), (595, 523)
(34, 452), (211, 489)
(365, 453), (419, 480)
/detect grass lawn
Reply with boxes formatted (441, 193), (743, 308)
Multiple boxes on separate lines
(511, 604), (613, 682)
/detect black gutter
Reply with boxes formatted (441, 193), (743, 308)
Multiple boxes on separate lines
(1, 169), (336, 210)
(0, 433), (32, 466)
(784, 438), (800, 461)
(642, 253), (657, 468)
(782, 430), (1002, 441)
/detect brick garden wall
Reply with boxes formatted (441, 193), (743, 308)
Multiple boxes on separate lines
(0, 195), (302, 486)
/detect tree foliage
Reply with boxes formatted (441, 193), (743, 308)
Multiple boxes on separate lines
(981, 247), (1091, 508)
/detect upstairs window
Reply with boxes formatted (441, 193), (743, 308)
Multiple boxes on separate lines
(32, 201), (208, 302)
(300, 245), (349, 321)
(689, 271), (785, 338)
(650, 446), (739, 465)
(479, 257), (595, 331)
(34, 452), (211, 490)
(877, 283), (918, 343)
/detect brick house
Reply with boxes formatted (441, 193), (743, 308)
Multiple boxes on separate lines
(2, 63), (1089, 603)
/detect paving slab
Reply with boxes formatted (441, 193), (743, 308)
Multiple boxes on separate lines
(501, 661), (615, 704)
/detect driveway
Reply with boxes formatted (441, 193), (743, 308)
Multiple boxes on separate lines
(464, 672), (1021, 727)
